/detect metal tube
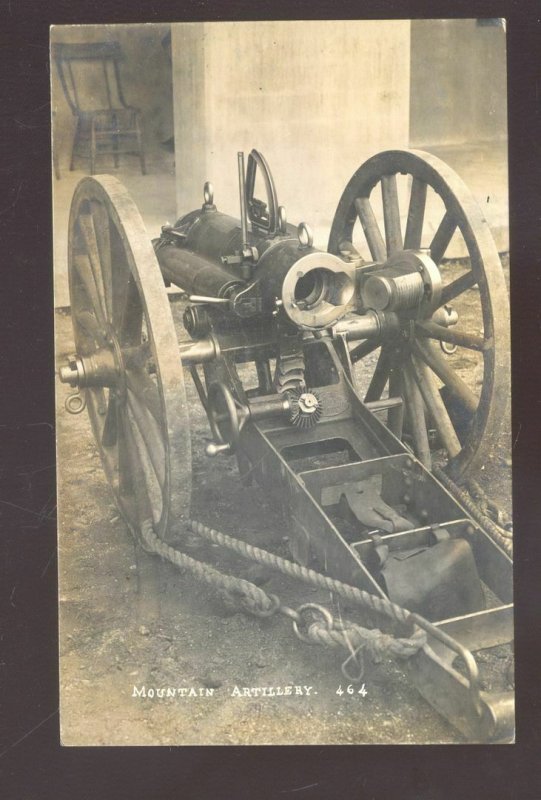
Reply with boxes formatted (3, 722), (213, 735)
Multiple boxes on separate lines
(187, 295), (230, 305)
(248, 393), (290, 420)
(178, 338), (217, 365)
(255, 360), (273, 394)
(155, 243), (243, 298)
(331, 311), (400, 341)
(238, 151), (249, 249)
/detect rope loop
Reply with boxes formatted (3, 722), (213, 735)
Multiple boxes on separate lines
(292, 603), (334, 644)
(341, 645), (366, 683)
(237, 591), (281, 618)
(140, 518), (428, 674)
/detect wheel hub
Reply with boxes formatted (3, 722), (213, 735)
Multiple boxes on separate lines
(59, 346), (118, 389)
(360, 250), (442, 317)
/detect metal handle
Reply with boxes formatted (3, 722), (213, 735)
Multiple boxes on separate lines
(238, 152), (249, 249)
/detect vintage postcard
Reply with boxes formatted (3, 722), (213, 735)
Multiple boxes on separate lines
(53, 19), (513, 745)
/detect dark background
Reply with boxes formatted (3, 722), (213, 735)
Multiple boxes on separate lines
(1, 1), (540, 798)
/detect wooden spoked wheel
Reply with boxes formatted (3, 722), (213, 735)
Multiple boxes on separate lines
(68, 175), (191, 541)
(328, 149), (510, 479)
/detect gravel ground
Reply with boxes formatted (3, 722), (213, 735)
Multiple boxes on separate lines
(55, 258), (512, 746)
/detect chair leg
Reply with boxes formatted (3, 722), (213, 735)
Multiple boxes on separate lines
(112, 112), (119, 168)
(136, 115), (146, 175)
(90, 119), (96, 176)
(70, 116), (80, 171)
(139, 139), (146, 175)
(53, 149), (61, 180)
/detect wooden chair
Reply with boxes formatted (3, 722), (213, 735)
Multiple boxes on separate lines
(52, 41), (146, 175)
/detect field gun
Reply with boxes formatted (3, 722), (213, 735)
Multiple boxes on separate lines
(58, 147), (513, 741)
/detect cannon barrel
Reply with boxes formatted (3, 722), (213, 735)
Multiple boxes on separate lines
(156, 205), (357, 328)
(155, 241), (245, 298)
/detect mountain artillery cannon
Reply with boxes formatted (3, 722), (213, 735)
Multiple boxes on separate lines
(58, 147), (513, 742)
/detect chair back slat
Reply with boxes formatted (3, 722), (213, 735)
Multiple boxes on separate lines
(102, 60), (112, 109)
(66, 61), (80, 110)
(51, 42), (122, 62)
(51, 40), (146, 174)
(52, 41), (126, 113)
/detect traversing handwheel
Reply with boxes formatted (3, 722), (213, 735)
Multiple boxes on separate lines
(328, 149), (509, 479)
(67, 175), (191, 541)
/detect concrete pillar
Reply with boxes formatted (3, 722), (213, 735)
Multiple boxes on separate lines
(410, 19), (507, 147)
(409, 19), (508, 254)
(172, 21), (411, 245)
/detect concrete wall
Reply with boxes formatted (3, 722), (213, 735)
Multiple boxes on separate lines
(51, 24), (173, 170)
(410, 19), (507, 146)
(172, 21), (411, 245)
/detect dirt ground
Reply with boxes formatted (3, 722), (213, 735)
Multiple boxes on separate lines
(55, 259), (512, 746)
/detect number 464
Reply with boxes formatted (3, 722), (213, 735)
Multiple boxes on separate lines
(336, 684), (367, 696)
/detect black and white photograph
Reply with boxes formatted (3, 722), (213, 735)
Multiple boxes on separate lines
(52, 19), (513, 746)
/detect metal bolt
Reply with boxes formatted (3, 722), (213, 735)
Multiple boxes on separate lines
(205, 442), (231, 457)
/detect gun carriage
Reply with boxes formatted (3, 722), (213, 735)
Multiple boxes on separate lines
(58, 148), (513, 741)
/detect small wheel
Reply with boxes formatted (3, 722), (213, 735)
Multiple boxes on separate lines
(328, 149), (509, 479)
(68, 175), (191, 541)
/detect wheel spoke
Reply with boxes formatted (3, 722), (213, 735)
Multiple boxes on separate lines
(90, 200), (113, 322)
(78, 213), (109, 320)
(381, 174), (403, 256)
(354, 197), (387, 262)
(364, 345), (394, 403)
(402, 363), (431, 468)
(349, 339), (381, 364)
(404, 177), (427, 249)
(74, 309), (107, 342)
(410, 354), (461, 458)
(328, 149), (509, 478)
(387, 365), (404, 437)
(440, 270), (476, 305)
(68, 174), (192, 537)
(125, 368), (162, 422)
(413, 339), (478, 414)
(416, 321), (487, 352)
(127, 391), (166, 486)
(73, 254), (107, 328)
(119, 275), (144, 346)
(118, 406), (154, 521)
(101, 392), (118, 448)
(109, 223), (133, 329)
(117, 403), (134, 498)
(122, 342), (152, 371)
(429, 209), (457, 265)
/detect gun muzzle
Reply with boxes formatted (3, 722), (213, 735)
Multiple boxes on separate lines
(281, 251), (356, 329)
(251, 239), (356, 329)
